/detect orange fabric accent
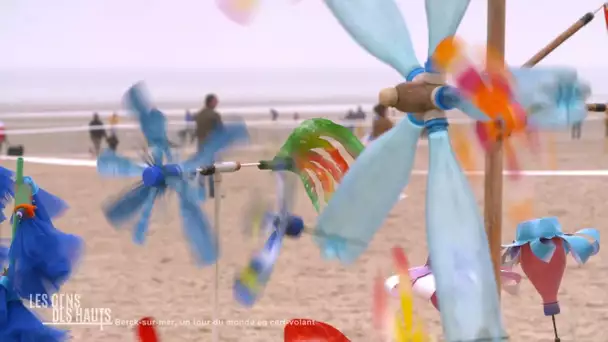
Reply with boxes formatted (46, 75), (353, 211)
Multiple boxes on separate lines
(14, 204), (36, 218)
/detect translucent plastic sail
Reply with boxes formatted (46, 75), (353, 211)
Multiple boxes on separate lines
(315, 116), (422, 264)
(426, 128), (505, 341)
(510, 67), (590, 129)
(425, 0), (471, 58)
(324, 0), (420, 78)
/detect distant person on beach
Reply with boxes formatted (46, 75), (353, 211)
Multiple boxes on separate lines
(270, 109), (279, 121)
(89, 113), (106, 156)
(293, 112), (300, 120)
(195, 94), (223, 198)
(370, 104), (393, 141)
(109, 112), (120, 136)
(0, 121), (5, 153)
(571, 121), (582, 140)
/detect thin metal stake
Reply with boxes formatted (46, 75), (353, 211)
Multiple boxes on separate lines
(211, 171), (222, 342)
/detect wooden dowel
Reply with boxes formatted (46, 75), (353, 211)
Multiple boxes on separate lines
(485, 0), (506, 297)
(523, 12), (595, 67)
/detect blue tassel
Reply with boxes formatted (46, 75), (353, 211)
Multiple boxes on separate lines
(8, 206), (83, 305)
(0, 277), (67, 341)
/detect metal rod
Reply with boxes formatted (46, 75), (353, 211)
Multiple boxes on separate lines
(211, 172), (222, 342)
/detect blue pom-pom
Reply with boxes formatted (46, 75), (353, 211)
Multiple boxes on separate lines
(0, 278), (67, 341)
(285, 215), (304, 238)
(8, 210), (83, 304)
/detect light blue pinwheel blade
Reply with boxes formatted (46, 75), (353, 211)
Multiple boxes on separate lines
(124, 82), (152, 119)
(425, 0), (471, 60)
(426, 126), (505, 341)
(124, 83), (172, 158)
(103, 183), (152, 228)
(97, 149), (145, 178)
(168, 178), (217, 266)
(180, 121), (250, 173)
(315, 115), (422, 264)
(323, 0), (421, 79)
(510, 67), (591, 129)
(276, 171), (297, 219)
(133, 188), (159, 245)
(234, 230), (284, 306)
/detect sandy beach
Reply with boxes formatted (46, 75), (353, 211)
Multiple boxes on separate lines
(1, 116), (607, 342)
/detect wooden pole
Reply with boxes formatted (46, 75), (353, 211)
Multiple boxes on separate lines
(523, 12), (595, 67)
(485, 0), (506, 296)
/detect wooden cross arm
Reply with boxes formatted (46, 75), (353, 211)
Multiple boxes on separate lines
(378, 82), (441, 117)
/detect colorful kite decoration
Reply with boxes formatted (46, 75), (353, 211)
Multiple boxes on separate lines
(502, 217), (600, 341)
(216, 0), (302, 26)
(604, 3), (608, 31)
(97, 82), (249, 266)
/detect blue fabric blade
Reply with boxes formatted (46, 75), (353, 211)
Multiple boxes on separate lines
(425, 0), (471, 58)
(0, 166), (15, 223)
(234, 230), (284, 306)
(133, 188), (159, 245)
(124, 83), (173, 160)
(323, 0), (421, 78)
(314, 115), (422, 264)
(180, 121), (250, 173)
(97, 149), (145, 178)
(510, 67), (590, 129)
(103, 183), (152, 228)
(33, 188), (68, 220)
(426, 128), (504, 341)
(168, 178), (217, 266)
(0, 281), (67, 341)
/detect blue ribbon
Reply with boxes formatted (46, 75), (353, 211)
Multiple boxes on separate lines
(502, 216), (600, 264)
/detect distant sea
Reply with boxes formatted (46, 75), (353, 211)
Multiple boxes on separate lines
(0, 68), (605, 118)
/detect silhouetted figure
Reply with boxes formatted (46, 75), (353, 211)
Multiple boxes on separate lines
(293, 112), (300, 120)
(89, 113), (106, 156)
(370, 104), (393, 141)
(270, 109), (279, 121)
(195, 94), (223, 198)
(0, 121), (5, 153)
(571, 122), (582, 140)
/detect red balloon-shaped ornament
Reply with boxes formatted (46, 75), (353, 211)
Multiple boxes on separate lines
(519, 238), (566, 316)
(284, 319), (350, 342)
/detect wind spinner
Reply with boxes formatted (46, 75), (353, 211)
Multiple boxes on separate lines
(233, 171), (302, 306)
(96, 83), (249, 266)
(315, 1), (505, 340)
(315, 1), (591, 340)
(502, 217), (600, 342)
(0, 158), (82, 341)
(384, 259), (522, 310)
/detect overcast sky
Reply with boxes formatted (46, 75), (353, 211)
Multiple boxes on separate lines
(1, 0), (606, 70)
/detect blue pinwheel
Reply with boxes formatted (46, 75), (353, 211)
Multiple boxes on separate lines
(233, 171), (304, 306)
(97, 83), (249, 266)
(502, 217), (600, 265)
(313, 1), (590, 340)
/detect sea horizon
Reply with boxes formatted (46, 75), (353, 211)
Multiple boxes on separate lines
(1, 67), (605, 116)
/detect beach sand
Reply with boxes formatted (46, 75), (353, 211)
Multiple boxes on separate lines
(1, 117), (607, 341)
